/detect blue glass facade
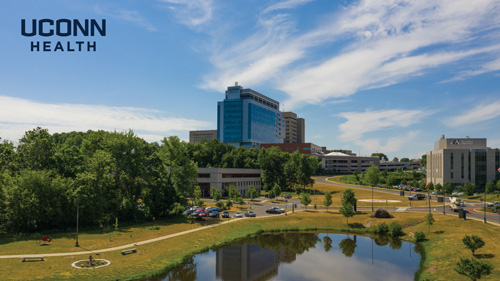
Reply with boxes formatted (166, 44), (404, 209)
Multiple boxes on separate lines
(217, 85), (283, 148)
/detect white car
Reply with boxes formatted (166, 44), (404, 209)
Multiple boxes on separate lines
(233, 212), (243, 218)
(487, 201), (500, 207)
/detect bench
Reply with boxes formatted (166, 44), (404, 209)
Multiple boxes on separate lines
(22, 257), (44, 262)
(121, 248), (137, 255)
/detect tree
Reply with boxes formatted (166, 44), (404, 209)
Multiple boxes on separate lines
(392, 157), (399, 162)
(339, 202), (355, 224)
(462, 235), (485, 256)
(365, 165), (379, 186)
(16, 127), (55, 171)
(464, 181), (476, 198)
(301, 193), (312, 211)
(210, 187), (221, 201)
(272, 184), (282, 198)
(485, 181), (495, 194)
(421, 154), (427, 167)
(235, 197), (245, 210)
(294, 184), (302, 198)
(443, 181), (453, 195)
(435, 183), (443, 193)
(400, 158), (410, 162)
(425, 213), (435, 233)
(455, 257), (493, 281)
(247, 185), (257, 201)
(371, 153), (388, 161)
(323, 192), (333, 212)
(496, 180), (500, 193)
(342, 188), (357, 207)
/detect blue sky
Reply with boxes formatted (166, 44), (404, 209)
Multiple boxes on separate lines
(2, 0), (500, 160)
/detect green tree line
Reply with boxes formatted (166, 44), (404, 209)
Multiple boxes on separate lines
(0, 128), (319, 233)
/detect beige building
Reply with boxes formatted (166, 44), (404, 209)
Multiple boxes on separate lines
(197, 168), (261, 197)
(282, 112), (305, 143)
(426, 135), (500, 188)
(318, 152), (380, 173)
(189, 130), (217, 143)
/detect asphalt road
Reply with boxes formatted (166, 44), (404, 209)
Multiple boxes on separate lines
(316, 176), (500, 224)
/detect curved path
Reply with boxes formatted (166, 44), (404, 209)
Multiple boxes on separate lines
(0, 210), (291, 259)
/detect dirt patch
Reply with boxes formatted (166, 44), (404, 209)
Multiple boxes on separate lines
(363, 221), (375, 228)
(426, 265), (436, 273)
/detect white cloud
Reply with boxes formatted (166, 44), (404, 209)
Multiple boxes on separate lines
(445, 100), (500, 127)
(157, 0), (213, 27)
(94, 6), (157, 31)
(338, 109), (430, 141)
(355, 131), (421, 155)
(202, 0), (500, 108)
(0, 96), (212, 143)
(263, 0), (315, 13)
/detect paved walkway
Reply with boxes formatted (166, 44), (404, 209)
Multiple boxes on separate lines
(0, 211), (294, 259)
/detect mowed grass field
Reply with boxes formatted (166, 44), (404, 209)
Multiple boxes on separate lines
(1, 210), (499, 281)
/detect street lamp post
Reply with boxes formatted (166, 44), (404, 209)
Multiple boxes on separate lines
(371, 185), (374, 212)
(483, 191), (487, 224)
(75, 188), (80, 247)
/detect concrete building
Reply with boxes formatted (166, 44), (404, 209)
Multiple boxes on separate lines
(282, 112), (305, 143)
(217, 83), (284, 148)
(318, 152), (380, 173)
(189, 130), (217, 143)
(379, 160), (421, 171)
(197, 167), (262, 197)
(260, 142), (322, 155)
(426, 135), (500, 188)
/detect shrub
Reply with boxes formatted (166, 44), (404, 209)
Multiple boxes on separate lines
(388, 222), (404, 237)
(414, 231), (426, 242)
(375, 222), (389, 234)
(374, 209), (391, 218)
(147, 225), (160, 230)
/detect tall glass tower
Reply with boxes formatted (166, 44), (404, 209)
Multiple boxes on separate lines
(217, 84), (284, 148)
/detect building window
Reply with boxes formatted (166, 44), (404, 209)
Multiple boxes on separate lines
(451, 172), (454, 179)
(450, 152), (453, 169)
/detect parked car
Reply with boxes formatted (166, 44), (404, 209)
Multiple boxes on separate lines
(205, 207), (212, 212)
(245, 210), (256, 217)
(233, 212), (243, 218)
(212, 207), (221, 212)
(408, 194), (426, 200)
(457, 192), (464, 196)
(183, 210), (192, 216)
(190, 206), (199, 211)
(414, 188), (423, 192)
(266, 207), (282, 214)
(284, 194), (292, 199)
(221, 211), (230, 218)
(487, 201), (500, 207)
(191, 211), (200, 216)
(210, 211), (220, 218)
(198, 211), (209, 217)
(196, 207), (205, 212)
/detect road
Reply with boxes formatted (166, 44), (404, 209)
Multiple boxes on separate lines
(316, 176), (500, 224)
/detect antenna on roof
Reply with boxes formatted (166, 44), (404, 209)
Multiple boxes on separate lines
(235, 82), (238, 86)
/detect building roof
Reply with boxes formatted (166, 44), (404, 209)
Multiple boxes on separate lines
(324, 151), (351, 157)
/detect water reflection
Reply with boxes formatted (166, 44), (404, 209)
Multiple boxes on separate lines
(149, 232), (420, 281)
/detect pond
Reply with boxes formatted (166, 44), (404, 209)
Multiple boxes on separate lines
(148, 232), (421, 281)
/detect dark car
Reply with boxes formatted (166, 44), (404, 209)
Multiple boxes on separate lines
(210, 211), (220, 218)
(191, 211), (200, 216)
(244, 210), (256, 217)
(212, 207), (221, 212)
(183, 210), (192, 216)
(222, 211), (230, 218)
(266, 207), (282, 214)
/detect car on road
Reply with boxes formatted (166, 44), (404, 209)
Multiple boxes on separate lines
(414, 188), (423, 192)
(210, 211), (220, 218)
(233, 212), (243, 218)
(266, 207), (283, 214)
(408, 194), (426, 200)
(244, 210), (256, 217)
(221, 211), (230, 218)
(487, 201), (500, 207)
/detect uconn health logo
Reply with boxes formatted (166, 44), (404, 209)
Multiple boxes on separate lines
(21, 19), (106, 52)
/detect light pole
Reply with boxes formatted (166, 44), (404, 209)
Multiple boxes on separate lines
(75, 188), (80, 247)
(483, 190), (487, 224)
(371, 185), (374, 212)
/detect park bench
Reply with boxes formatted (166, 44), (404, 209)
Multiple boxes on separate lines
(22, 256), (44, 262)
(121, 248), (137, 255)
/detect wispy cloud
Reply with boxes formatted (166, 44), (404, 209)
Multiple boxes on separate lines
(94, 6), (157, 31)
(0, 96), (211, 143)
(355, 131), (421, 154)
(157, 0), (213, 28)
(445, 100), (500, 127)
(263, 0), (315, 13)
(202, 0), (500, 107)
(338, 109), (431, 141)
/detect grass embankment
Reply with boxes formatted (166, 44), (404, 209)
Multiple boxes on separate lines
(2, 211), (499, 281)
